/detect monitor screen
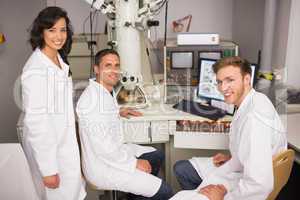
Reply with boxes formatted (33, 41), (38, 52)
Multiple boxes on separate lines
(197, 59), (223, 100)
(171, 51), (193, 69)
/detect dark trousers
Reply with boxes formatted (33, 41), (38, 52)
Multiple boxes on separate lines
(173, 160), (203, 190)
(127, 150), (173, 200)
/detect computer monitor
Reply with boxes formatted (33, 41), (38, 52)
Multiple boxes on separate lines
(197, 59), (222, 100)
(197, 58), (257, 114)
(170, 51), (194, 69)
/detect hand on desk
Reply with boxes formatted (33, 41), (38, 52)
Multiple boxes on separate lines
(199, 184), (227, 200)
(213, 153), (231, 167)
(43, 174), (60, 189)
(120, 108), (143, 118)
(136, 159), (152, 173)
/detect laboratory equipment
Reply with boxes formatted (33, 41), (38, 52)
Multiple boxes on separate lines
(84, 0), (165, 108)
(177, 33), (220, 46)
(164, 42), (238, 104)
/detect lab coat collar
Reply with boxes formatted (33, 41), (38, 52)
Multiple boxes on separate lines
(233, 88), (255, 121)
(89, 79), (118, 107)
(89, 79), (114, 95)
(35, 48), (69, 76)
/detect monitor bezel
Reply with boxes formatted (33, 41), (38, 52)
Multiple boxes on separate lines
(170, 51), (194, 69)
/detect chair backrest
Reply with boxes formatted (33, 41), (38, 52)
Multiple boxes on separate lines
(266, 149), (295, 200)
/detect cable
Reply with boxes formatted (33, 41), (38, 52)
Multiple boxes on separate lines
(146, 37), (163, 67)
(82, 13), (90, 35)
(83, 10), (99, 35)
(164, 0), (168, 46)
(152, 0), (168, 14)
(144, 35), (155, 84)
(89, 1), (96, 78)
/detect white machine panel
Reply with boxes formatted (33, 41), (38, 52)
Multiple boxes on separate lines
(177, 33), (220, 45)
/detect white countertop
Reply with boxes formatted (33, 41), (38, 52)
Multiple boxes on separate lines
(121, 103), (232, 122)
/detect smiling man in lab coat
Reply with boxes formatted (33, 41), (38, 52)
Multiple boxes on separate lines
(171, 56), (287, 200)
(76, 49), (173, 200)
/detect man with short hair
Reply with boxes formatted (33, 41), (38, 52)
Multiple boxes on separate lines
(76, 49), (173, 200)
(171, 56), (287, 200)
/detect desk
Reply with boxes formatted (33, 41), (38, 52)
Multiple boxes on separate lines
(121, 103), (231, 191)
(121, 103), (231, 149)
(286, 113), (300, 164)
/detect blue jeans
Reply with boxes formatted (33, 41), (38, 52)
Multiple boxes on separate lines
(173, 160), (203, 190)
(127, 150), (173, 200)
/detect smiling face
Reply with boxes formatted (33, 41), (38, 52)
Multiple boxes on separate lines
(216, 65), (251, 107)
(42, 17), (67, 54)
(94, 53), (121, 91)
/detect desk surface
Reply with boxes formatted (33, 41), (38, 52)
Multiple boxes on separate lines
(122, 103), (232, 122)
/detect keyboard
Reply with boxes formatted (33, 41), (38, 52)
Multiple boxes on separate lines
(172, 99), (226, 121)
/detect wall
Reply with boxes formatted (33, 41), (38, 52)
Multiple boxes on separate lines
(285, 0), (300, 86)
(47, 0), (234, 40)
(154, 0), (233, 40)
(47, 0), (107, 33)
(0, 0), (46, 142)
(232, 0), (265, 63)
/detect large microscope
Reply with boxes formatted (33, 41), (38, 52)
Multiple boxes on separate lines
(85, 0), (166, 109)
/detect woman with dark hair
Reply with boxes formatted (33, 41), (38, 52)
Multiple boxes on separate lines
(21, 7), (86, 200)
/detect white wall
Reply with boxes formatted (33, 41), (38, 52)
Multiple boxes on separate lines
(232, 0), (265, 63)
(285, 0), (300, 86)
(0, 0), (46, 143)
(47, 0), (107, 33)
(154, 0), (233, 39)
(48, 0), (233, 40)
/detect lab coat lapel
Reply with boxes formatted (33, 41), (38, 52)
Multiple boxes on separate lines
(37, 48), (69, 77)
(89, 79), (120, 116)
(232, 89), (255, 123)
(229, 89), (255, 155)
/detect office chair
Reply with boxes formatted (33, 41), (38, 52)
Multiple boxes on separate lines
(266, 149), (295, 200)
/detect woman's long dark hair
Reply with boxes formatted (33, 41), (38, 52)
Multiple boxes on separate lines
(29, 6), (73, 65)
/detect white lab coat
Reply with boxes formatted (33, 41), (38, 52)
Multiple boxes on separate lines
(171, 89), (287, 200)
(76, 79), (162, 197)
(21, 48), (86, 200)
